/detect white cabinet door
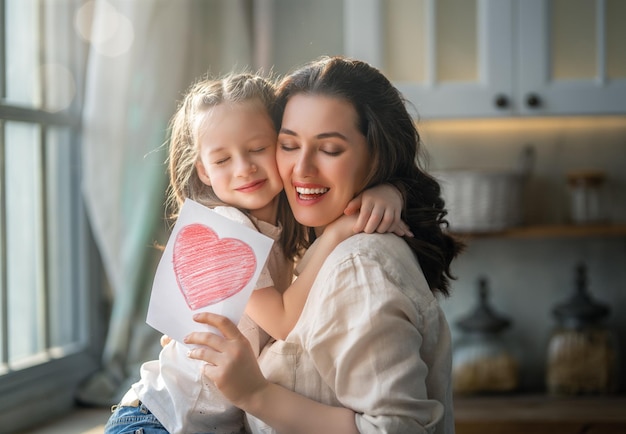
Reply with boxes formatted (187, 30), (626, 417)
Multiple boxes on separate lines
(518, 0), (626, 116)
(345, 0), (515, 119)
(345, 0), (626, 118)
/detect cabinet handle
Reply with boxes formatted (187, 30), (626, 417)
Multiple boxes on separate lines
(526, 93), (542, 108)
(494, 94), (509, 109)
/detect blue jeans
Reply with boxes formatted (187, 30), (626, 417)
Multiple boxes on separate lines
(104, 402), (170, 434)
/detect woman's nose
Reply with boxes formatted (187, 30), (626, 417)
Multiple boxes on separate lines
(293, 149), (317, 177)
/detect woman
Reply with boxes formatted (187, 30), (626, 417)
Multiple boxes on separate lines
(184, 56), (464, 433)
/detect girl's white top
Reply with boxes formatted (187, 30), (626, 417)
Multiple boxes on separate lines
(123, 206), (291, 434)
(246, 232), (455, 434)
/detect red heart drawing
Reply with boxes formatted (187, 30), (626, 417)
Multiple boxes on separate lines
(172, 223), (257, 310)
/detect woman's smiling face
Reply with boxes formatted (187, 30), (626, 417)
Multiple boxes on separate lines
(276, 94), (370, 234)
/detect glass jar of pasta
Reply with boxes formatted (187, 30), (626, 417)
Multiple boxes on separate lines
(452, 277), (520, 395)
(546, 263), (618, 395)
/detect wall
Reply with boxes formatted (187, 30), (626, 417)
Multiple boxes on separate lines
(271, 0), (343, 73)
(420, 117), (626, 392)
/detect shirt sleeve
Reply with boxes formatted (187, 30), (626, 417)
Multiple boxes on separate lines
(302, 250), (445, 433)
(210, 206), (274, 290)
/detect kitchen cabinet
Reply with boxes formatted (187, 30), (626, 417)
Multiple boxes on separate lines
(518, 0), (626, 116)
(344, 0), (626, 119)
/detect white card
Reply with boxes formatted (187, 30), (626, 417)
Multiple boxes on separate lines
(146, 198), (274, 343)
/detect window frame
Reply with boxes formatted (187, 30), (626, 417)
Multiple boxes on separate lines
(0, 0), (104, 430)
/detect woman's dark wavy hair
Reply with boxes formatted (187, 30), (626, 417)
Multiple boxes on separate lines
(274, 56), (464, 297)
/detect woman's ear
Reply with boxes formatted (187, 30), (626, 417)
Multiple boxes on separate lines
(195, 160), (212, 186)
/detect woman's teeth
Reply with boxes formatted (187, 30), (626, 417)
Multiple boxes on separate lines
(295, 187), (329, 199)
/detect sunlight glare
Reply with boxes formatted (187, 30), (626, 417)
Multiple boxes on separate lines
(74, 0), (134, 58)
(41, 63), (76, 112)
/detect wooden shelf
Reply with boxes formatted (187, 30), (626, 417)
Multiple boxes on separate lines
(451, 224), (626, 240)
(454, 394), (626, 434)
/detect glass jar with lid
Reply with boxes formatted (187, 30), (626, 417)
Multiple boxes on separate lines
(546, 263), (618, 395)
(452, 277), (520, 395)
(566, 170), (607, 224)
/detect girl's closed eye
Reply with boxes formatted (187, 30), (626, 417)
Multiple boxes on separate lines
(213, 156), (230, 165)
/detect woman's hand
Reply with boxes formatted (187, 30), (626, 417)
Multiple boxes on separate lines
(187, 314), (359, 433)
(344, 184), (412, 237)
(160, 334), (172, 348)
(184, 312), (268, 410)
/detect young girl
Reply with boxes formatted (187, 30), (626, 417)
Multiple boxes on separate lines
(104, 72), (407, 434)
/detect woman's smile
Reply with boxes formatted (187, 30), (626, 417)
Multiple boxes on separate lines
(294, 183), (330, 202)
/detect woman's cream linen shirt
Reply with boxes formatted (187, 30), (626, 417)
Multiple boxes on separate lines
(246, 232), (454, 434)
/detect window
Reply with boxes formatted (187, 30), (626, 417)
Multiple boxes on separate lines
(0, 0), (102, 430)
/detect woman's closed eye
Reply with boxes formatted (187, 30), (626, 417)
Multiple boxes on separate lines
(321, 148), (342, 156)
(279, 142), (299, 152)
(320, 144), (344, 156)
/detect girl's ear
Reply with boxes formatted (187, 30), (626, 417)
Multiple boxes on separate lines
(195, 160), (212, 186)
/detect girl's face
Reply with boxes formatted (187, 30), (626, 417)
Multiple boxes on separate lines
(277, 94), (370, 234)
(195, 101), (283, 223)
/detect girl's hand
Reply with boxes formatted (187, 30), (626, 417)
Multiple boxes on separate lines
(324, 214), (359, 242)
(185, 313), (268, 410)
(344, 184), (413, 237)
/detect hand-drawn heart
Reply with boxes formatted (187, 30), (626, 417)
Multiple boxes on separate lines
(172, 223), (257, 310)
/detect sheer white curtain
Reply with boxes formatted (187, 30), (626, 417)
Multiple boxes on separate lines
(77, 0), (254, 406)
